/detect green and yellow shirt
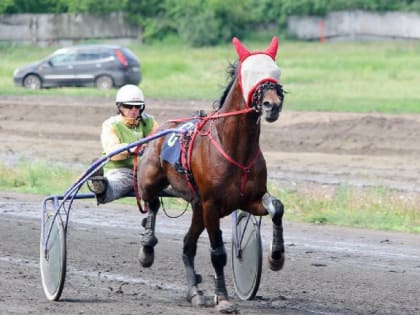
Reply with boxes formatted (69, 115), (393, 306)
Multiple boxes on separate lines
(101, 113), (158, 171)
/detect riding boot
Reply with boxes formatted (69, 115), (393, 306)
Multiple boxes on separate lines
(87, 166), (107, 204)
(139, 209), (158, 268)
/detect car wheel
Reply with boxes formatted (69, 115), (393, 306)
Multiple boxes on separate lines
(23, 74), (42, 89)
(95, 75), (113, 90)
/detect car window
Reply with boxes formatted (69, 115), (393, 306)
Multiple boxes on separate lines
(76, 50), (113, 62)
(50, 52), (77, 66)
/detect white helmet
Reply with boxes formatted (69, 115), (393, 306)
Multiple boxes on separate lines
(115, 84), (145, 106)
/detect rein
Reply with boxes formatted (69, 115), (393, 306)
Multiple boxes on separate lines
(168, 107), (253, 124)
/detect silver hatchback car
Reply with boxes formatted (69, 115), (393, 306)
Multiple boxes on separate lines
(13, 44), (141, 90)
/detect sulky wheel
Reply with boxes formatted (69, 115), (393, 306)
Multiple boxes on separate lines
(231, 211), (262, 300)
(40, 212), (67, 301)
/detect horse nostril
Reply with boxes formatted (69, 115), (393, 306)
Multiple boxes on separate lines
(263, 101), (273, 110)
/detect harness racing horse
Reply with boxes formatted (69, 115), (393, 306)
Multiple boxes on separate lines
(137, 37), (285, 312)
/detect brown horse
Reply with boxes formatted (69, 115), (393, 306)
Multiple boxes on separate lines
(137, 37), (285, 312)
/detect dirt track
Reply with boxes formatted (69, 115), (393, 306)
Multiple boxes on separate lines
(0, 95), (420, 314)
(1, 95), (420, 191)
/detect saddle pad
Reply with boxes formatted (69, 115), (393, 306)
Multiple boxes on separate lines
(160, 120), (196, 169)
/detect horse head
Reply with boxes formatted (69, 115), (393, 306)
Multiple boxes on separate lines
(232, 37), (284, 122)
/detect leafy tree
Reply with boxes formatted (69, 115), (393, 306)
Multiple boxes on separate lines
(62, 0), (126, 13)
(0, 0), (66, 13)
(125, 0), (176, 41)
(1, 0), (420, 45)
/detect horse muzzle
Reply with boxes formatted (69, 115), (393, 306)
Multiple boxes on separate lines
(262, 101), (281, 122)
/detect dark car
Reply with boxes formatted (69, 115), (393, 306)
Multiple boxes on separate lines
(13, 44), (141, 90)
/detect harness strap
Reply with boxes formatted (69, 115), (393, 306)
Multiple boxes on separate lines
(206, 130), (261, 196)
(169, 107), (253, 126)
(184, 110), (260, 197)
(180, 129), (200, 195)
(176, 107), (258, 198)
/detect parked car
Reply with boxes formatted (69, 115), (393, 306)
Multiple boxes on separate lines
(13, 44), (141, 90)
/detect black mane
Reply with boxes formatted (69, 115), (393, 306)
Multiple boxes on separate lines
(214, 62), (238, 110)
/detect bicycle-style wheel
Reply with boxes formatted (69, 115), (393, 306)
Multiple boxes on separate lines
(231, 211), (262, 300)
(40, 212), (67, 301)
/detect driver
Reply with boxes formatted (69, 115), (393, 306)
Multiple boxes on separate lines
(89, 84), (159, 204)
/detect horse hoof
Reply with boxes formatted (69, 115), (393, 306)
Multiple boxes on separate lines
(215, 300), (239, 314)
(268, 251), (285, 271)
(190, 293), (206, 307)
(187, 286), (206, 307)
(138, 245), (154, 268)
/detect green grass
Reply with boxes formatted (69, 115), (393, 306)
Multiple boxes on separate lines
(1, 39), (420, 113)
(0, 158), (84, 195)
(270, 183), (420, 233)
(0, 158), (193, 211)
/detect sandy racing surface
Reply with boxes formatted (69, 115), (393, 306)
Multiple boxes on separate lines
(1, 95), (420, 314)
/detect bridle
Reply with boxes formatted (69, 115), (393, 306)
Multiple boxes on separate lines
(250, 81), (284, 113)
(185, 80), (283, 197)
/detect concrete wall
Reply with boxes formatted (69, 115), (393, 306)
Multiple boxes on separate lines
(287, 10), (420, 40)
(0, 12), (140, 45)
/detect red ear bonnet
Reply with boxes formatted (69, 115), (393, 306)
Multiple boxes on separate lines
(265, 36), (278, 60)
(232, 37), (251, 62)
(233, 36), (278, 61)
(232, 36), (281, 107)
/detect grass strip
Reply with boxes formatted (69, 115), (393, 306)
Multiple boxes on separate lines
(1, 40), (420, 113)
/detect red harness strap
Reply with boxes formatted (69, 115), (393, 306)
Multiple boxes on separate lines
(206, 127), (261, 196)
(184, 108), (260, 197)
(179, 127), (199, 195)
(133, 107), (259, 203)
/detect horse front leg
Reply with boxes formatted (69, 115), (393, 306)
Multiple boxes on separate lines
(204, 208), (238, 313)
(183, 204), (206, 306)
(262, 193), (285, 271)
(138, 197), (160, 268)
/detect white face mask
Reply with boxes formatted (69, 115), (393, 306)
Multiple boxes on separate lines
(232, 37), (281, 107)
(240, 54), (281, 106)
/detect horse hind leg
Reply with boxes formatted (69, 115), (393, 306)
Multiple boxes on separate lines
(262, 193), (285, 271)
(138, 198), (160, 268)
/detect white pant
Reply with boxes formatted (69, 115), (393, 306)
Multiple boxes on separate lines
(99, 168), (135, 204)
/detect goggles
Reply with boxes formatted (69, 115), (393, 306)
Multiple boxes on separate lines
(120, 103), (145, 110)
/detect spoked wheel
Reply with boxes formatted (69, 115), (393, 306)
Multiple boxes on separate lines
(40, 212), (67, 301)
(231, 211), (262, 300)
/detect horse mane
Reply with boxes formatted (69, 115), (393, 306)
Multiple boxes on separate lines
(213, 61), (238, 110)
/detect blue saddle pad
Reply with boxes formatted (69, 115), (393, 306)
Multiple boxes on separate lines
(160, 120), (197, 169)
